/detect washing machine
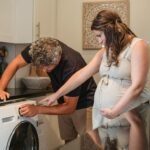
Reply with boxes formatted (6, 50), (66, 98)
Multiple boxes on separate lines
(0, 100), (39, 150)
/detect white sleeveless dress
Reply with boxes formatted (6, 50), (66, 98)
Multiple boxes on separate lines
(93, 38), (150, 130)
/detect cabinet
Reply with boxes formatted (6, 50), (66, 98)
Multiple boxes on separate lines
(34, 0), (57, 41)
(0, 0), (57, 43)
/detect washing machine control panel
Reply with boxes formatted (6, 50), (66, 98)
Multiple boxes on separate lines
(0, 100), (38, 124)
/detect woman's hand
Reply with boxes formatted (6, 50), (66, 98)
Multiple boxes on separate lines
(0, 90), (10, 101)
(19, 104), (39, 117)
(40, 93), (58, 105)
(100, 108), (119, 119)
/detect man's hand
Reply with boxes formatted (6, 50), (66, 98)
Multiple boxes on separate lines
(100, 108), (119, 119)
(0, 90), (10, 101)
(19, 104), (39, 117)
(40, 93), (58, 105)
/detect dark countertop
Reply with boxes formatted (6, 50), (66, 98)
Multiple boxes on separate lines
(0, 88), (53, 105)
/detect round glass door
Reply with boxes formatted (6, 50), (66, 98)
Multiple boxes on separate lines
(7, 121), (39, 150)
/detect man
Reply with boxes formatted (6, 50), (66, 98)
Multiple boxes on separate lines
(0, 37), (96, 143)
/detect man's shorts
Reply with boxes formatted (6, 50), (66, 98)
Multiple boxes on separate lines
(58, 108), (92, 141)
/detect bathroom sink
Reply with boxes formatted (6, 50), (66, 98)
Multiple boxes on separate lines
(22, 77), (50, 89)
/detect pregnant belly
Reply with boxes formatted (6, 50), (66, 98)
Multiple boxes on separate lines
(94, 78), (130, 109)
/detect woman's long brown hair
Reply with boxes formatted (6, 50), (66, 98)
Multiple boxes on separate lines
(91, 10), (136, 66)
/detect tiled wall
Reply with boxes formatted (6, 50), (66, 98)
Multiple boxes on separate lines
(0, 42), (30, 88)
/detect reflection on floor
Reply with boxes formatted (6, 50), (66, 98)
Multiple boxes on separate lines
(58, 132), (102, 150)
(57, 104), (150, 150)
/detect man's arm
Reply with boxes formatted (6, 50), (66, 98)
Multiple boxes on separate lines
(0, 54), (28, 100)
(19, 96), (79, 117)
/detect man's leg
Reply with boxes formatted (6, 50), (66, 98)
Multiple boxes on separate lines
(58, 114), (78, 143)
(72, 108), (87, 135)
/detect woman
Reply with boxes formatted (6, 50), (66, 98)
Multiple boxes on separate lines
(42, 10), (150, 149)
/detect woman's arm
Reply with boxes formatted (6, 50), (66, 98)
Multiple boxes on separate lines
(42, 48), (105, 104)
(101, 40), (150, 118)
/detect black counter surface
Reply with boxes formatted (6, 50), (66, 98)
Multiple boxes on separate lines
(0, 88), (53, 105)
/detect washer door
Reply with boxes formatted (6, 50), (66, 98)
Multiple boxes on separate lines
(7, 121), (39, 150)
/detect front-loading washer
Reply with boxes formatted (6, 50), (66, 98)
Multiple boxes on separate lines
(0, 100), (39, 150)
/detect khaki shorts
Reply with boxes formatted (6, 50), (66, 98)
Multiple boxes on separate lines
(58, 108), (92, 141)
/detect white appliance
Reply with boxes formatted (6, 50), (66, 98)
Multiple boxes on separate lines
(0, 100), (39, 150)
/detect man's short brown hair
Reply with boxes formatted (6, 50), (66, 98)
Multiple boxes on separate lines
(29, 37), (62, 66)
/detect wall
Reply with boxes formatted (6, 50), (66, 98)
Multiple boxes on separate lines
(55, 0), (150, 82)
(130, 0), (150, 41)
(56, 0), (150, 47)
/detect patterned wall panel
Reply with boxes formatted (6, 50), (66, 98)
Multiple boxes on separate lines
(82, 0), (129, 50)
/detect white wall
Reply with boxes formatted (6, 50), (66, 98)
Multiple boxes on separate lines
(56, 0), (150, 45)
(130, 0), (150, 41)
(55, 0), (150, 82)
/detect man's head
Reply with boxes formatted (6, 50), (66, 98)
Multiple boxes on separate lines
(29, 37), (62, 66)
